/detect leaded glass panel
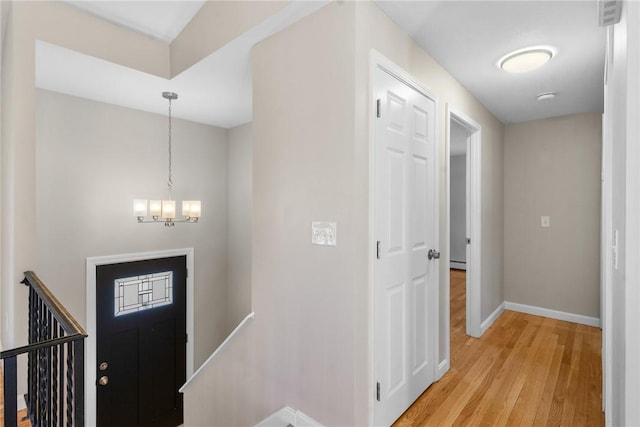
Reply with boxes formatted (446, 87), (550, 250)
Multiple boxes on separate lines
(114, 271), (173, 317)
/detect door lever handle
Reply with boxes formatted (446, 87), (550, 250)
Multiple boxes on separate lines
(428, 249), (440, 260)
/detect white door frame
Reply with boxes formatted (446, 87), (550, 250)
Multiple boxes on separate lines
(368, 50), (440, 425)
(445, 106), (482, 339)
(85, 248), (195, 427)
(601, 26), (613, 421)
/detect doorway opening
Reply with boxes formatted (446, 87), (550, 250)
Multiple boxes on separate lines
(446, 107), (482, 351)
(448, 118), (470, 364)
(449, 120), (468, 272)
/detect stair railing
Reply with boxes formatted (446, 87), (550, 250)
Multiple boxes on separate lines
(1, 271), (87, 427)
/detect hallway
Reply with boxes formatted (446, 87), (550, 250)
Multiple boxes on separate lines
(393, 269), (603, 426)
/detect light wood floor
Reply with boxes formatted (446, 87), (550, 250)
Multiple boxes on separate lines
(394, 269), (604, 427)
(2, 270), (604, 427)
(0, 367), (31, 427)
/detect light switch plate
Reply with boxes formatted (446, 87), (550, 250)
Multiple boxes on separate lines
(541, 216), (551, 228)
(312, 222), (336, 246)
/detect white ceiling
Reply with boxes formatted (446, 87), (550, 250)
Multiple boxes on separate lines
(59, 1), (207, 43)
(38, 1), (327, 128)
(40, 0), (606, 128)
(37, 36), (254, 128)
(375, 0), (606, 124)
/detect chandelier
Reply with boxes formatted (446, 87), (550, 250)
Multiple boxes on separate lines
(134, 92), (201, 227)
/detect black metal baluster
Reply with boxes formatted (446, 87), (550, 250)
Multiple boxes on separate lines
(39, 298), (46, 426)
(3, 356), (18, 427)
(38, 299), (45, 426)
(47, 310), (53, 426)
(52, 319), (59, 427)
(27, 287), (34, 418)
(30, 288), (38, 419)
(59, 326), (66, 427)
(39, 347), (46, 426)
(35, 297), (42, 427)
(73, 339), (84, 427)
(66, 342), (74, 427)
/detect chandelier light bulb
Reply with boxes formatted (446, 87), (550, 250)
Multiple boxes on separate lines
(149, 200), (162, 217)
(133, 199), (148, 217)
(162, 200), (176, 219)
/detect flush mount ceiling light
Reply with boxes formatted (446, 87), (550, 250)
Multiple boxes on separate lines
(499, 47), (555, 73)
(134, 92), (201, 227)
(537, 91), (558, 101)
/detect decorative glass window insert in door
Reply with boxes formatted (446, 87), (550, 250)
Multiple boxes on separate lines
(114, 271), (173, 317)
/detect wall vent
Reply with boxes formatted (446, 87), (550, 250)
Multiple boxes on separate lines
(598, 0), (622, 26)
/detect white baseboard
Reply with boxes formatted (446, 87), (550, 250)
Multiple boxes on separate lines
(504, 301), (601, 327)
(255, 406), (323, 427)
(436, 358), (449, 381)
(450, 261), (466, 270)
(480, 302), (505, 334)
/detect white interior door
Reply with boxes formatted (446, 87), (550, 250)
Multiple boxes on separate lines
(373, 63), (438, 426)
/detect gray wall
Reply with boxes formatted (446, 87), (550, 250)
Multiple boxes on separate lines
(504, 112), (602, 318)
(227, 122), (253, 330)
(185, 4), (360, 425)
(1, 0), (270, 355)
(450, 155), (466, 265)
(0, 0), (9, 351)
(354, 1), (505, 365)
(450, 119), (467, 267)
(36, 89), (229, 368)
(183, 2), (505, 425)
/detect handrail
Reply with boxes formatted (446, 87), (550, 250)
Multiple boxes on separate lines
(22, 271), (87, 336)
(179, 311), (255, 393)
(0, 271), (87, 360)
(1, 271), (87, 427)
(0, 335), (84, 359)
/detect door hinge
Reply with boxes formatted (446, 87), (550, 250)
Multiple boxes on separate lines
(466, 237), (471, 244)
(376, 382), (381, 401)
(185, 333), (189, 343)
(376, 241), (381, 259)
(376, 99), (381, 118)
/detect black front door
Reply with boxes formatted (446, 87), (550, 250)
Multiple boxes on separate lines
(96, 256), (187, 427)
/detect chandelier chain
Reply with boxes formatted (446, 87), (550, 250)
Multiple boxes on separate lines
(167, 96), (173, 198)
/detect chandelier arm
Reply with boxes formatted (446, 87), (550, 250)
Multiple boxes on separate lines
(136, 217), (199, 224)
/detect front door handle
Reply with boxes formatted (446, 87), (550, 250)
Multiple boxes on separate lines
(428, 249), (440, 260)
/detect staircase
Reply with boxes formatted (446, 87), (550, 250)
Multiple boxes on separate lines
(1, 272), (87, 427)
